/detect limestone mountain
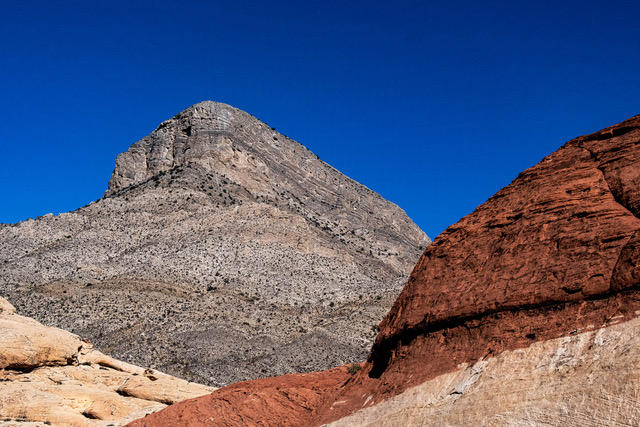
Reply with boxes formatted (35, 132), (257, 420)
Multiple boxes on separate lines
(130, 113), (640, 426)
(0, 101), (429, 387)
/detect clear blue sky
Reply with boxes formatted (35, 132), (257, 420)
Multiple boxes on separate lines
(1, 0), (639, 238)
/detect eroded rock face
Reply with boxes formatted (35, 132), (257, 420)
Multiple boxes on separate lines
(0, 297), (213, 427)
(329, 315), (640, 426)
(127, 367), (352, 427)
(0, 101), (428, 386)
(130, 114), (640, 426)
(367, 114), (640, 390)
(0, 313), (81, 370)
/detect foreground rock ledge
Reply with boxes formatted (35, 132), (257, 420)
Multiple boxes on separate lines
(129, 114), (640, 426)
(0, 297), (213, 427)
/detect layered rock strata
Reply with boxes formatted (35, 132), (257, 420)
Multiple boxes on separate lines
(0, 101), (428, 386)
(129, 114), (640, 426)
(330, 315), (640, 426)
(366, 113), (640, 394)
(0, 297), (213, 426)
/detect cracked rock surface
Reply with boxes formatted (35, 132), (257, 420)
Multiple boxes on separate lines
(0, 101), (428, 387)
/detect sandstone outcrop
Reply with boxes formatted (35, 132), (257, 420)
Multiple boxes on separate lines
(0, 297), (213, 426)
(130, 113), (640, 426)
(365, 113), (640, 395)
(128, 367), (351, 427)
(0, 101), (429, 386)
(330, 315), (640, 426)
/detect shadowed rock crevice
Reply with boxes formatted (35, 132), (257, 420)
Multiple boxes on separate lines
(576, 143), (640, 220)
(368, 283), (640, 379)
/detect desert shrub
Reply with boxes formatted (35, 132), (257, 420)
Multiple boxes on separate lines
(347, 363), (361, 375)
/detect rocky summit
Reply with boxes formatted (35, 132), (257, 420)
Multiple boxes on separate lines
(130, 113), (640, 426)
(0, 101), (429, 387)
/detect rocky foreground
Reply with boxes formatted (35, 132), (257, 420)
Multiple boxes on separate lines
(129, 114), (640, 426)
(0, 101), (428, 387)
(0, 297), (212, 426)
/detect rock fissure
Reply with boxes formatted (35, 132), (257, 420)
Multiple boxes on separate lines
(2, 364), (40, 374)
(577, 142), (640, 220)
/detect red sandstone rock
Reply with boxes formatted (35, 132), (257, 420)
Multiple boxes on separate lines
(126, 366), (352, 426)
(379, 132), (640, 342)
(361, 115), (640, 400)
(127, 114), (640, 426)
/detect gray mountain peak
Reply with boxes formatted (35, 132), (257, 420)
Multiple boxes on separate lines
(0, 102), (429, 386)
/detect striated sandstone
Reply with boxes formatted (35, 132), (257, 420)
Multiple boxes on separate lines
(0, 313), (81, 370)
(365, 114), (640, 392)
(0, 101), (428, 386)
(0, 297), (213, 426)
(131, 113), (640, 426)
(330, 315), (640, 426)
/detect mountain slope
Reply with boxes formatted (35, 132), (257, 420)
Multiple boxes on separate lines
(0, 101), (428, 387)
(129, 113), (640, 426)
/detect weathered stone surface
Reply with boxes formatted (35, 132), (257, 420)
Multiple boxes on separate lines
(0, 313), (81, 370)
(0, 297), (15, 315)
(363, 114), (640, 389)
(0, 101), (428, 387)
(127, 366), (351, 427)
(0, 297), (213, 426)
(379, 139), (639, 340)
(329, 315), (640, 426)
(144, 314), (640, 427)
(130, 113), (640, 426)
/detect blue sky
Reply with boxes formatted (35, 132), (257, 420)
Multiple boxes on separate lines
(1, 0), (639, 238)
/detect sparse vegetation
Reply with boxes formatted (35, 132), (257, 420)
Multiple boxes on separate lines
(1, 101), (428, 389)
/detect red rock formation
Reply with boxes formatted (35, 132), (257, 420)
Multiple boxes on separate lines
(127, 366), (352, 426)
(367, 115), (640, 385)
(128, 114), (640, 426)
